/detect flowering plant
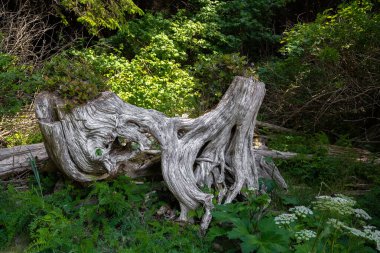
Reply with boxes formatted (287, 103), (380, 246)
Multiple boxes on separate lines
(274, 194), (380, 252)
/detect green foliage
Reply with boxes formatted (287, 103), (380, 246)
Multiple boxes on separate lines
(109, 54), (198, 116)
(188, 0), (287, 57)
(3, 130), (42, 147)
(42, 51), (108, 110)
(207, 192), (380, 252)
(41, 0), (288, 116)
(358, 187), (380, 228)
(273, 195), (380, 252)
(112, 8), (231, 58)
(0, 185), (45, 248)
(267, 132), (380, 193)
(88, 8), (255, 115)
(59, 0), (143, 35)
(0, 53), (42, 115)
(0, 175), (210, 252)
(76, 48), (199, 116)
(214, 0), (287, 56)
(274, 150), (380, 188)
(208, 192), (291, 253)
(191, 52), (252, 111)
(257, 0), (380, 137)
(267, 133), (329, 155)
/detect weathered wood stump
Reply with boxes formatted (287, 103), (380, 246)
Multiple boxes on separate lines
(34, 76), (287, 231)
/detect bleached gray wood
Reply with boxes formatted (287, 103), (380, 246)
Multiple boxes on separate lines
(34, 76), (286, 231)
(0, 143), (296, 182)
(0, 143), (48, 177)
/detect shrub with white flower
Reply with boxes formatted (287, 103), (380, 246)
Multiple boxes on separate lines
(295, 229), (317, 243)
(326, 218), (346, 230)
(289, 206), (313, 218)
(273, 193), (380, 252)
(363, 225), (380, 251)
(354, 208), (372, 220)
(313, 195), (356, 216)
(274, 213), (297, 227)
(344, 226), (367, 238)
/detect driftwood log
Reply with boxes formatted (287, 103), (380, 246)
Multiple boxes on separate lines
(0, 143), (49, 178)
(33, 76), (287, 230)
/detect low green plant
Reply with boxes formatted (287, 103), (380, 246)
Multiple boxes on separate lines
(3, 130), (42, 147)
(266, 132), (380, 189)
(42, 51), (108, 110)
(275, 154), (380, 190)
(208, 192), (291, 253)
(274, 194), (380, 252)
(267, 133), (329, 155)
(0, 175), (210, 252)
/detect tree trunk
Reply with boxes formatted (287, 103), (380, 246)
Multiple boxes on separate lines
(34, 76), (286, 231)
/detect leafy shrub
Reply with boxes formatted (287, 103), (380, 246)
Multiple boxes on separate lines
(0, 53), (42, 115)
(42, 51), (108, 110)
(191, 52), (252, 111)
(257, 0), (380, 139)
(187, 0), (287, 57)
(90, 8), (254, 115)
(208, 193), (291, 253)
(77, 49), (199, 116)
(0, 175), (211, 252)
(58, 0), (143, 35)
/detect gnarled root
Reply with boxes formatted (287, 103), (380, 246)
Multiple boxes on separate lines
(35, 76), (287, 231)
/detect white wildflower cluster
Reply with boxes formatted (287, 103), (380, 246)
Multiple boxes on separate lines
(363, 225), (380, 251)
(328, 221), (380, 251)
(354, 208), (372, 220)
(289, 206), (313, 218)
(274, 213), (297, 226)
(295, 229), (317, 243)
(345, 227), (367, 238)
(313, 195), (356, 216)
(326, 218), (347, 230)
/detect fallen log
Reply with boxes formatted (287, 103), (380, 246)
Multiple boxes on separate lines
(0, 143), (49, 178)
(0, 142), (162, 179)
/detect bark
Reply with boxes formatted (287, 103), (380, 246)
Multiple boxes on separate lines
(0, 143), (49, 177)
(34, 76), (279, 230)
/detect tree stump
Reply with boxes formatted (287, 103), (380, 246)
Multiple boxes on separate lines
(35, 76), (287, 231)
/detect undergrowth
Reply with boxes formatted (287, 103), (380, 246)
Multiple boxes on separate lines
(0, 175), (211, 252)
(1, 139), (380, 252)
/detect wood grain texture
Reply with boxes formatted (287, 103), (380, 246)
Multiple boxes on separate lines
(33, 76), (285, 230)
